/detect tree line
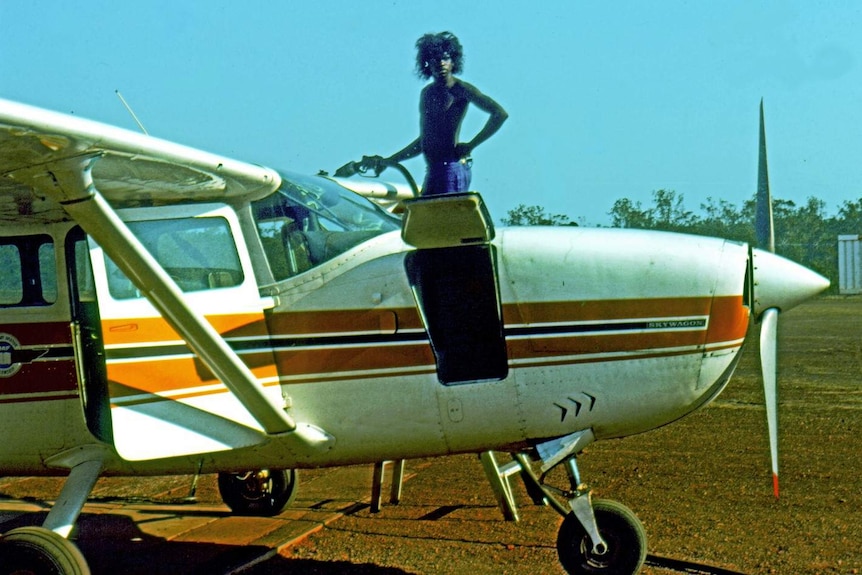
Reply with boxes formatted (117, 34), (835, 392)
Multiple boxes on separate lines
(502, 190), (862, 293)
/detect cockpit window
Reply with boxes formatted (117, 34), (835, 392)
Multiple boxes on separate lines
(253, 172), (399, 280)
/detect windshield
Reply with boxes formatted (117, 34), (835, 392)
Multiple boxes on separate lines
(252, 172), (400, 280)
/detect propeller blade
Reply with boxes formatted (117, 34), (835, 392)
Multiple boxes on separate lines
(760, 307), (780, 498)
(755, 99), (775, 253)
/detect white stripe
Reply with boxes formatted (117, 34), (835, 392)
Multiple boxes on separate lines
(0, 390), (78, 401)
(276, 364), (431, 383)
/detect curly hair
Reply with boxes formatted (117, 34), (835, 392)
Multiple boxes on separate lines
(414, 31), (464, 79)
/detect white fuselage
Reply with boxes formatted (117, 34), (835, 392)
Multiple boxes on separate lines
(0, 211), (755, 476)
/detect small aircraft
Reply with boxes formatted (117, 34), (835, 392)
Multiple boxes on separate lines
(0, 96), (828, 574)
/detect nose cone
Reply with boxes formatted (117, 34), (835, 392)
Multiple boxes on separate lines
(753, 248), (830, 316)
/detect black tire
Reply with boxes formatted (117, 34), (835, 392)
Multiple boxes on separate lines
(217, 468), (298, 516)
(556, 499), (647, 575)
(0, 526), (90, 575)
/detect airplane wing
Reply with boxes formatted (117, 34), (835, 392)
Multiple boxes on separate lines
(0, 98), (332, 457)
(0, 98), (280, 224)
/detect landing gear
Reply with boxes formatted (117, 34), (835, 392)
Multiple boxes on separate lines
(0, 527), (90, 575)
(536, 459), (646, 574)
(0, 452), (104, 575)
(217, 468), (298, 516)
(511, 430), (648, 575)
(556, 499), (647, 575)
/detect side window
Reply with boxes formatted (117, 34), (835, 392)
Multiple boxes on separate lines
(254, 203), (314, 280)
(39, 243), (58, 303)
(0, 245), (23, 305)
(106, 217), (244, 299)
(0, 235), (56, 307)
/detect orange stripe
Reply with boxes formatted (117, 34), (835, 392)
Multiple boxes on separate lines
(110, 376), (277, 407)
(706, 295), (750, 343)
(265, 308), (415, 334)
(108, 355), (278, 396)
(103, 313), (269, 346)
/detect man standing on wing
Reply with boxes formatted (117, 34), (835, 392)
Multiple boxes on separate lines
(383, 31), (508, 196)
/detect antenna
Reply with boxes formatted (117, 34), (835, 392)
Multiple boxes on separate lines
(115, 90), (149, 135)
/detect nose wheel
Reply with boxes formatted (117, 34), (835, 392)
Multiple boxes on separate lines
(510, 431), (648, 575)
(550, 459), (646, 574)
(556, 499), (647, 575)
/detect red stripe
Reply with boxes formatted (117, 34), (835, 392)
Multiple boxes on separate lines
(0, 322), (72, 345)
(0, 362), (79, 395)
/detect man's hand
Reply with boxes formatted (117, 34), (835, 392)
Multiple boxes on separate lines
(455, 143), (473, 159)
(360, 155), (386, 175)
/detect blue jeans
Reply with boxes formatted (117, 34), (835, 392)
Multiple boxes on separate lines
(422, 159), (472, 196)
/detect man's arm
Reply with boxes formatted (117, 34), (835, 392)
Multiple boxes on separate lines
(458, 83), (509, 157)
(386, 137), (422, 164)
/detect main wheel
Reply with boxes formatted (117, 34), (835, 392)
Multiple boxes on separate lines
(556, 499), (647, 575)
(0, 526), (90, 575)
(217, 468), (298, 516)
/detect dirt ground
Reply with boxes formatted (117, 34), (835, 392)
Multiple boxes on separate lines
(255, 296), (861, 574)
(0, 297), (858, 574)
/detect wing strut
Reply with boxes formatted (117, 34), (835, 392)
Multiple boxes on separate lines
(27, 155), (306, 439)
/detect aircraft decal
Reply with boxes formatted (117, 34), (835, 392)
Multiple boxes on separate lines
(0, 332), (26, 377)
(646, 319), (707, 329)
(505, 316), (709, 338)
(554, 392), (597, 422)
(0, 326), (78, 401)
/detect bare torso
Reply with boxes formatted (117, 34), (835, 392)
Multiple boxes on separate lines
(420, 80), (472, 162)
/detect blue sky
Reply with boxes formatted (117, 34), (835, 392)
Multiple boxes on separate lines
(2, 1), (860, 225)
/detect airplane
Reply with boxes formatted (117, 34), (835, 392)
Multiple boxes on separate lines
(0, 96), (828, 575)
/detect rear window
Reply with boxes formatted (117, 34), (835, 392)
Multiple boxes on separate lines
(0, 235), (56, 307)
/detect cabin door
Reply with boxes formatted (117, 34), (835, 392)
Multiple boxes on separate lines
(89, 205), (278, 461)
